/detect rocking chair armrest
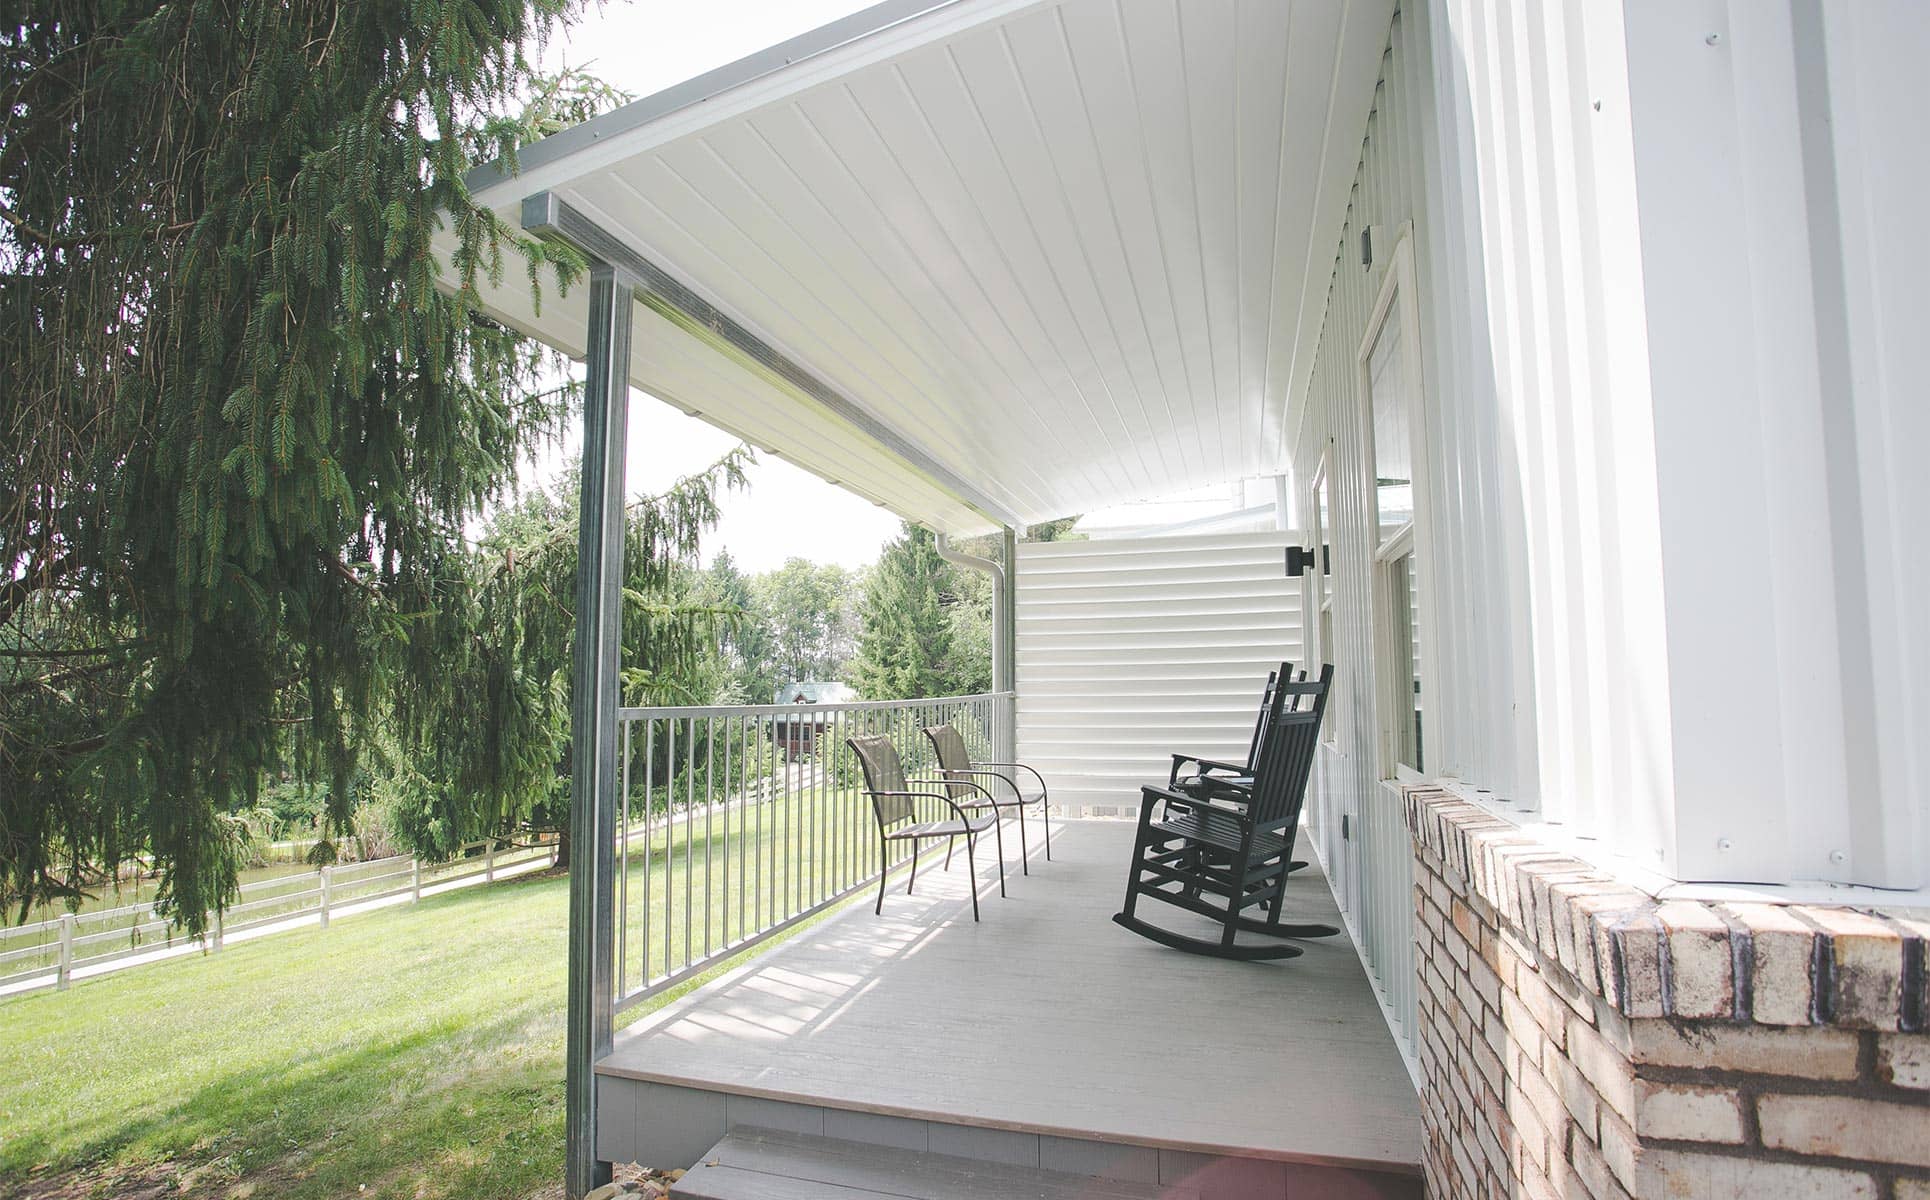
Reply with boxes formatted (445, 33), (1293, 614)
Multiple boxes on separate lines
(1139, 783), (1214, 812)
(1139, 784), (1262, 828)
(1170, 753), (1248, 775)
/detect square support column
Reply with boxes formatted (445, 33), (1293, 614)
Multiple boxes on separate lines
(566, 264), (632, 1198)
(998, 527), (1018, 763)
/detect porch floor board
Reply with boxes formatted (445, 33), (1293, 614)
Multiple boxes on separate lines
(601, 819), (1421, 1176)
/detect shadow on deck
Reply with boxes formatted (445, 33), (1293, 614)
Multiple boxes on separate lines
(598, 819), (1422, 1199)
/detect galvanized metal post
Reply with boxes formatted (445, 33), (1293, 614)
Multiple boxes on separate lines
(411, 858), (421, 903)
(999, 527), (1019, 762)
(563, 261), (632, 1200)
(319, 865), (332, 930)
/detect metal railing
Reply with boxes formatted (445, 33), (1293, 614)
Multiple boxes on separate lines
(0, 837), (555, 993)
(611, 692), (1014, 1011)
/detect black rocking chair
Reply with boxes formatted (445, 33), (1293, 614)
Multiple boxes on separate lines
(849, 734), (1005, 922)
(922, 723), (1051, 874)
(1113, 665), (1339, 959)
(1168, 662), (1310, 875)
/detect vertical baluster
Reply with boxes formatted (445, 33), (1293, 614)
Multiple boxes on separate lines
(683, 717), (694, 971)
(737, 713), (744, 941)
(762, 709), (772, 930)
(721, 712), (732, 946)
(796, 701), (806, 915)
(815, 703), (826, 905)
(837, 709), (845, 899)
(643, 718), (655, 987)
(664, 717), (676, 981)
(619, 717), (630, 994)
(704, 714), (715, 958)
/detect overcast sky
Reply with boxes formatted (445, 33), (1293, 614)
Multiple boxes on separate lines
(522, 0), (903, 572)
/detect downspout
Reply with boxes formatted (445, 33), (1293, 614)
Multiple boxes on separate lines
(938, 530), (1017, 761)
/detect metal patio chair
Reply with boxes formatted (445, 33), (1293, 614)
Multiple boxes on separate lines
(1112, 665), (1338, 960)
(921, 723), (1051, 874)
(849, 734), (1006, 922)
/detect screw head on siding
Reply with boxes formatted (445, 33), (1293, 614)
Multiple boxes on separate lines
(1705, 32), (1723, 46)
(1829, 849), (1848, 864)
(1717, 838), (1733, 852)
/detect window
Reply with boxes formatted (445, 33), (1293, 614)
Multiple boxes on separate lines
(1359, 231), (1426, 778)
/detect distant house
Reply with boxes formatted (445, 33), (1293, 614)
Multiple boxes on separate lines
(772, 681), (856, 707)
(769, 681), (854, 760)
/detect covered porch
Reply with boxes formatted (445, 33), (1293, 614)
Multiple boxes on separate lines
(600, 819), (1421, 1196)
(446, 0), (1422, 1194)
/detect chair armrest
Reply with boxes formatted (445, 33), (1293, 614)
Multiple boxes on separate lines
(868, 789), (979, 825)
(907, 775), (998, 806)
(1139, 783), (1210, 811)
(1141, 784), (1254, 825)
(935, 767), (1036, 803)
(1171, 753), (1248, 776)
(965, 761), (1049, 800)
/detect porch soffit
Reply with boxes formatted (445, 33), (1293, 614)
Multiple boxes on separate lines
(447, 0), (1393, 535)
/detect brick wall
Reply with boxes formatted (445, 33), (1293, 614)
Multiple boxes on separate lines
(1406, 790), (1930, 1200)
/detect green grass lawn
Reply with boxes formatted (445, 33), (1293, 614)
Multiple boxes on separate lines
(0, 785), (907, 1200)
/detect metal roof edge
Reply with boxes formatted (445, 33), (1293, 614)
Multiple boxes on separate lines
(465, 0), (964, 196)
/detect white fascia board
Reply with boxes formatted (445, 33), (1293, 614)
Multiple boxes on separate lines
(467, 0), (1056, 210)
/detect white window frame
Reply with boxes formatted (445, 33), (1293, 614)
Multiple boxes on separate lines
(1307, 450), (1339, 746)
(1355, 225), (1433, 785)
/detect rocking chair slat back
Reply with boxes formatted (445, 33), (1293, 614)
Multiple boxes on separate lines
(1242, 666), (1284, 771)
(1247, 664), (1333, 829)
(849, 735), (914, 826)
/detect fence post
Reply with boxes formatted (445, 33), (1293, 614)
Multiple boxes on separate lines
(486, 840), (496, 883)
(411, 857), (422, 902)
(56, 913), (75, 991)
(319, 865), (332, 930)
(213, 909), (224, 953)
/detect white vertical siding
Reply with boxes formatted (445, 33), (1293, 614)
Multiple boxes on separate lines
(1015, 532), (1303, 816)
(1293, 0), (1929, 908)
(1287, 0), (1684, 1055)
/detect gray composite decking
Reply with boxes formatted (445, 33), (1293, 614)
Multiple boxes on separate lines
(600, 819), (1422, 1184)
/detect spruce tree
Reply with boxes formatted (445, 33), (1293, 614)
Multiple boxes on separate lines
(0, 4), (623, 929)
(849, 525), (959, 700)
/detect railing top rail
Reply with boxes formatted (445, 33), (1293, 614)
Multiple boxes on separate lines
(617, 692), (1012, 721)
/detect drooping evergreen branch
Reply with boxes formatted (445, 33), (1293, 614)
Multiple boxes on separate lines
(0, 3), (628, 931)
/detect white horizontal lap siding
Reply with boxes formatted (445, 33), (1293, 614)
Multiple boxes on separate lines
(1016, 532), (1303, 816)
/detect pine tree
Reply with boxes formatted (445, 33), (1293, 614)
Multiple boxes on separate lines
(849, 525), (960, 700)
(0, 4), (622, 930)
(379, 451), (750, 865)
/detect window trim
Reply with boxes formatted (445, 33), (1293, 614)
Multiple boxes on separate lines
(1353, 224), (1433, 782)
(1307, 449), (1339, 746)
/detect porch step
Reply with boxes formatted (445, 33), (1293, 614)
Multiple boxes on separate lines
(671, 1127), (1202, 1200)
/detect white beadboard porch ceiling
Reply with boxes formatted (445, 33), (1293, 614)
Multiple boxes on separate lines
(455, 0), (1393, 535)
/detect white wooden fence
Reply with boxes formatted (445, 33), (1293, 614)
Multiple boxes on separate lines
(0, 838), (554, 994)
